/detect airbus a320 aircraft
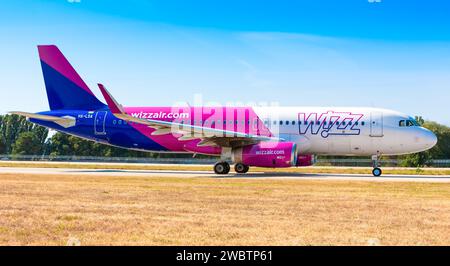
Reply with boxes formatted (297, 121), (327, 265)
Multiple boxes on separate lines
(12, 45), (437, 176)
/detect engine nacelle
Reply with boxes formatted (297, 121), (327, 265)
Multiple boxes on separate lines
(295, 154), (315, 167)
(232, 142), (297, 168)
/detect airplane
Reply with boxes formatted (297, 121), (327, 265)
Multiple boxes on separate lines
(11, 45), (437, 176)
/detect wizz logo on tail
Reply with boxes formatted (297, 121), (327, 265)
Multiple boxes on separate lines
(298, 111), (363, 138)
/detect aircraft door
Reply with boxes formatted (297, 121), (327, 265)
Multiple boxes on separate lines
(370, 111), (383, 137)
(94, 111), (107, 135)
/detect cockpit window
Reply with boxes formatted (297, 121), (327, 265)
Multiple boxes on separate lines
(400, 119), (419, 127)
(411, 119), (420, 126)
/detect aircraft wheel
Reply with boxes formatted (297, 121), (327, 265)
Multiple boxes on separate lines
(214, 162), (230, 175)
(234, 163), (249, 174)
(224, 162), (230, 173)
(372, 167), (382, 177)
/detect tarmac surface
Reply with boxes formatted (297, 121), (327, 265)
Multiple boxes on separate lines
(0, 166), (449, 183)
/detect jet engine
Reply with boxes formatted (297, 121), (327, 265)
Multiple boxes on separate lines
(232, 142), (297, 168)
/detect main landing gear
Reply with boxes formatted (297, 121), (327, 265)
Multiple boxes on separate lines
(214, 161), (230, 175)
(213, 162), (250, 174)
(371, 154), (382, 177)
(234, 163), (249, 174)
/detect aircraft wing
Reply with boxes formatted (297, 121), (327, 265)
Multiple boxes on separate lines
(9, 111), (76, 128)
(97, 84), (280, 148)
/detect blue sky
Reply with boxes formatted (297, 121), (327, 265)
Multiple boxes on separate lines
(1, 0), (450, 125)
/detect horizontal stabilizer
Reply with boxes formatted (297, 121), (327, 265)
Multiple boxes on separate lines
(9, 111), (76, 128)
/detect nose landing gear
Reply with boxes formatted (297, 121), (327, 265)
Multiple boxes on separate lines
(371, 154), (382, 177)
(372, 167), (382, 177)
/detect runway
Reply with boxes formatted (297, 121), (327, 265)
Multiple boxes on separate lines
(1, 166), (449, 183)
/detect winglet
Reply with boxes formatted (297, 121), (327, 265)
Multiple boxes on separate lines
(98, 83), (125, 114)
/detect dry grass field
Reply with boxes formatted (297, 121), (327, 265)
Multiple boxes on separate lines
(0, 172), (449, 245)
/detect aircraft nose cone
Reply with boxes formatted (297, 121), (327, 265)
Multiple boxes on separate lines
(423, 128), (438, 149)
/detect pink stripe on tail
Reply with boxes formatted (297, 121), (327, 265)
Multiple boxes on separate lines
(38, 45), (94, 96)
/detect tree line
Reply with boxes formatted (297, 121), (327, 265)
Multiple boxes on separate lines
(0, 114), (154, 158)
(0, 114), (449, 166)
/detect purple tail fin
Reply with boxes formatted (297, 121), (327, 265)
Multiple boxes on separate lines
(38, 45), (105, 110)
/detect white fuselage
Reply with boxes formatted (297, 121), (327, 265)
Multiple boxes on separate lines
(253, 107), (437, 156)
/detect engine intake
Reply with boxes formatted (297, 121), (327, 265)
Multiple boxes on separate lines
(232, 142), (297, 168)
